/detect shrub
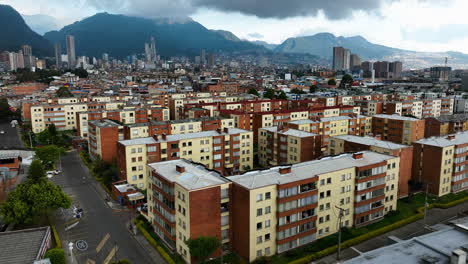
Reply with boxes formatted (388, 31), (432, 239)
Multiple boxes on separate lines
(135, 220), (176, 264)
(44, 248), (65, 264)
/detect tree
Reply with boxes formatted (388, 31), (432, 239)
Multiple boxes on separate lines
(291, 88), (306, 94)
(44, 248), (66, 264)
(263, 88), (275, 99)
(48, 124), (58, 138)
(0, 98), (12, 120)
(0, 181), (71, 224)
(277, 90), (288, 100)
(309, 85), (318, 93)
(328, 78), (337, 86)
(35, 145), (65, 169)
(28, 160), (46, 184)
(185, 236), (220, 263)
(248, 88), (260, 97)
(339, 74), (354, 89)
(56, 86), (73, 98)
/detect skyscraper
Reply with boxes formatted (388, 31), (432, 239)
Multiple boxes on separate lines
(21, 45), (32, 56)
(102, 53), (109, 62)
(200, 49), (206, 66)
(144, 43), (151, 62)
(150, 37), (157, 62)
(350, 54), (361, 70)
(66, 35), (76, 69)
(54, 43), (62, 69)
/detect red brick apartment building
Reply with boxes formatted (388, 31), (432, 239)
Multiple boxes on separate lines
(425, 114), (468, 137)
(146, 160), (231, 263)
(371, 114), (425, 145)
(413, 132), (468, 196)
(9, 82), (47, 95)
(329, 135), (413, 198)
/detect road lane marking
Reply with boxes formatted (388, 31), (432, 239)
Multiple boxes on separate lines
(103, 245), (118, 264)
(86, 259), (96, 264)
(96, 233), (111, 253)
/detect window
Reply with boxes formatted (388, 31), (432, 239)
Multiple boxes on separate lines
(257, 250), (262, 257)
(265, 247), (270, 255)
(265, 233), (271, 241)
(257, 236), (263, 244)
(257, 208), (263, 216)
(265, 220), (271, 228)
(257, 222), (262, 230)
(265, 206), (271, 214)
(265, 192), (271, 200)
(256, 194), (263, 202)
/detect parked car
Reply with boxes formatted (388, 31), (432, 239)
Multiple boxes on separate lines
(47, 169), (61, 175)
(47, 173), (54, 179)
(0, 130), (4, 135)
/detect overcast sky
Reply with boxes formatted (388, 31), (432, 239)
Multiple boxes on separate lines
(3, 0), (468, 53)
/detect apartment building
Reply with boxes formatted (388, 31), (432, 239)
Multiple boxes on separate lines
(117, 128), (253, 189)
(329, 135), (413, 198)
(123, 117), (235, 139)
(372, 114), (425, 145)
(287, 114), (372, 151)
(220, 105), (360, 142)
(354, 100), (384, 116)
(413, 132), (468, 196)
(424, 114), (468, 137)
(229, 151), (399, 261)
(76, 107), (170, 138)
(258, 126), (322, 167)
(88, 119), (124, 162)
(146, 160), (231, 263)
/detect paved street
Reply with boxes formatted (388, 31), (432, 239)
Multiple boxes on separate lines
(314, 200), (468, 264)
(0, 121), (24, 149)
(51, 151), (164, 264)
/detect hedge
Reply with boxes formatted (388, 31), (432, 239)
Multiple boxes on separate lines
(51, 225), (61, 248)
(44, 248), (66, 264)
(135, 220), (175, 264)
(288, 195), (468, 264)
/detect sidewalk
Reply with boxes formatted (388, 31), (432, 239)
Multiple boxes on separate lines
(313, 200), (468, 264)
(128, 221), (167, 264)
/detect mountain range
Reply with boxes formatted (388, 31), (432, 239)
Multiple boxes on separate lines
(0, 5), (53, 56)
(43, 12), (265, 59)
(2, 4), (468, 68)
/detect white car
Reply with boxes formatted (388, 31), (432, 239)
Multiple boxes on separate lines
(47, 173), (54, 179)
(0, 130), (4, 135)
(47, 169), (61, 175)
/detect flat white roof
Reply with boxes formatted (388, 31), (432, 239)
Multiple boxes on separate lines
(333, 135), (409, 150)
(229, 151), (395, 189)
(261, 126), (318, 138)
(373, 114), (420, 121)
(148, 159), (229, 190)
(415, 131), (468, 148)
(119, 128), (251, 146)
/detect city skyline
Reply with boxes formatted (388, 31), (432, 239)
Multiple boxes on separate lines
(3, 0), (468, 54)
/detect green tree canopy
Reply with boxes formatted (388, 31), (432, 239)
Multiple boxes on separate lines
(277, 90), (288, 100)
(28, 160), (46, 184)
(44, 248), (66, 264)
(35, 145), (65, 170)
(339, 74), (354, 89)
(328, 78), (337, 85)
(263, 88), (275, 99)
(0, 181), (71, 224)
(185, 236), (220, 263)
(291, 88), (306, 94)
(56, 86), (73, 98)
(310, 85), (318, 93)
(248, 88), (260, 97)
(0, 98), (12, 120)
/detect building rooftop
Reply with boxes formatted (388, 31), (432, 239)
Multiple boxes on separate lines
(333, 135), (409, 150)
(288, 119), (319, 125)
(118, 128), (251, 146)
(0, 226), (50, 264)
(344, 216), (468, 264)
(373, 114), (420, 121)
(229, 151), (395, 189)
(415, 131), (468, 147)
(148, 159), (229, 190)
(261, 126), (318, 138)
(432, 113), (468, 123)
(89, 119), (122, 127)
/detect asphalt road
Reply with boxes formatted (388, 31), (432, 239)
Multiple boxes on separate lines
(51, 151), (162, 264)
(0, 121), (24, 149)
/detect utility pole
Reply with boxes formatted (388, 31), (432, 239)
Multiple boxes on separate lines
(336, 206), (345, 261)
(29, 132), (33, 148)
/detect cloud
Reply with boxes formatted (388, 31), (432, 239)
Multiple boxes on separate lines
(83, 0), (393, 20)
(247, 32), (264, 39)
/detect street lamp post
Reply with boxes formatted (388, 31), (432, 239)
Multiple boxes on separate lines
(68, 242), (74, 263)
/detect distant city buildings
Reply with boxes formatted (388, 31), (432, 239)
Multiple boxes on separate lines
(54, 43), (62, 69)
(430, 66), (451, 82)
(66, 35), (76, 69)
